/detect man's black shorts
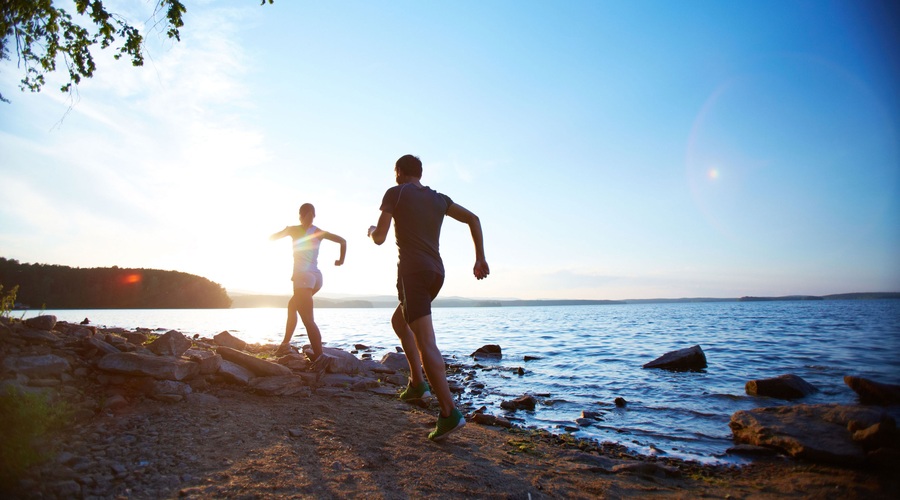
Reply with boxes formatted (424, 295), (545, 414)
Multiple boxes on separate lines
(397, 271), (444, 323)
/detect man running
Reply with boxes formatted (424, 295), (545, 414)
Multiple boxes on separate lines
(368, 154), (489, 441)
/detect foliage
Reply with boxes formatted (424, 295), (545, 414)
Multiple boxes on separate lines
(0, 386), (71, 488)
(0, 284), (17, 318)
(0, 257), (232, 309)
(0, 0), (274, 103)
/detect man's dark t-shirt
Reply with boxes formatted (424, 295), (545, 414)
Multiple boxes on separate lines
(380, 183), (453, 276)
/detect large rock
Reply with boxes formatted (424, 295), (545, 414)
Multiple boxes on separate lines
(150, 380), (192, 397)
(184, 349), (221, 375)
(852, 418), (900, 452)
(15, 329), (60, 344)
(213, 331), (247, 351)
(216, 346), (291, 377)
(380, 352), (410, 372)
(84, 336), (124, 355)
(6, 354), (71, 378)
(218, 359), (254, 385)
(24, 314), (57, 331)
(729, 403), (891, 465)
(123, 331), (149, 345)
(320, 347), (361, 374)
(642, 345), (707, 371)
(746, 374), (818, 400)
(249, 375), (311, 396)
(844, 376), (900, 405)
(147, 330), (193, 357)
(97, 352), (200, 381)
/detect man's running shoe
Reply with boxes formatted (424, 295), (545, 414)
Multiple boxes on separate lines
(399, 381), (432, 401)
(428, 408), (465, 441)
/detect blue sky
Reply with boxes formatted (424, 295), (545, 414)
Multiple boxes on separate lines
(1, 0), (898, 300)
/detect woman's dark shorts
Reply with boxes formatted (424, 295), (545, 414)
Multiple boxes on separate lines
(397, 271), (444, 323)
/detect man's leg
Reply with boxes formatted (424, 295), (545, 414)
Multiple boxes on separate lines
(391, 305), (427, 387)
(408, 314), (454, 418)
(295, 288), (323, 359)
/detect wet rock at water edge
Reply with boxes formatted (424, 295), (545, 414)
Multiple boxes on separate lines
(745, 374), (818, 400)
(729, 403), (897, 465)
(844, 375), (900, 406)
(470, 411), (513, 428)
(380, 351), (409, 372)
(501, 394), (537, 411)
(642, 345), (707, 371)
(472, 344), (502, 360)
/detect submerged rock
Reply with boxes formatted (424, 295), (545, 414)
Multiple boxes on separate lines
(642, 345), (707, 371)
(746, 374), (819, 400)
(472, 344), (502, 360)
(501, 394), (537, 411)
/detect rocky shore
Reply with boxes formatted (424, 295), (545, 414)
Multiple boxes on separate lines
(2, 315), (899, 499)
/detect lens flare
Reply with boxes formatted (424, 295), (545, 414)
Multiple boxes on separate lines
(122, 273), (142, 285)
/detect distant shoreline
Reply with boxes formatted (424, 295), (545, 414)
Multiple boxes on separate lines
(228, 292), (900, 309)
(14, 292), (898, 311)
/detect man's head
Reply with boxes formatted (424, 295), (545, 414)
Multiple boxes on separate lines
(395, 154), (423, 183)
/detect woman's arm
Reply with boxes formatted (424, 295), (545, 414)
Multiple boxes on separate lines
(269, 226), (292, 241)
(322, 232), (347, 266)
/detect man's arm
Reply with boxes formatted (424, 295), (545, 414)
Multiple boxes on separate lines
(322, 232), (347, 266)
(368, 211), (393, 246)
(446, 204), (490, 280)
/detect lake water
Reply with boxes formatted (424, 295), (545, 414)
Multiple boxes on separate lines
(25, 299), (900, 464)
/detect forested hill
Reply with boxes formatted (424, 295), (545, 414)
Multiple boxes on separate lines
(0, 258), (231, 309)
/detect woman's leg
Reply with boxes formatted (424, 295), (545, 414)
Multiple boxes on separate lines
(281, 293), (300, 346)
(295, 288), (322, 359)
